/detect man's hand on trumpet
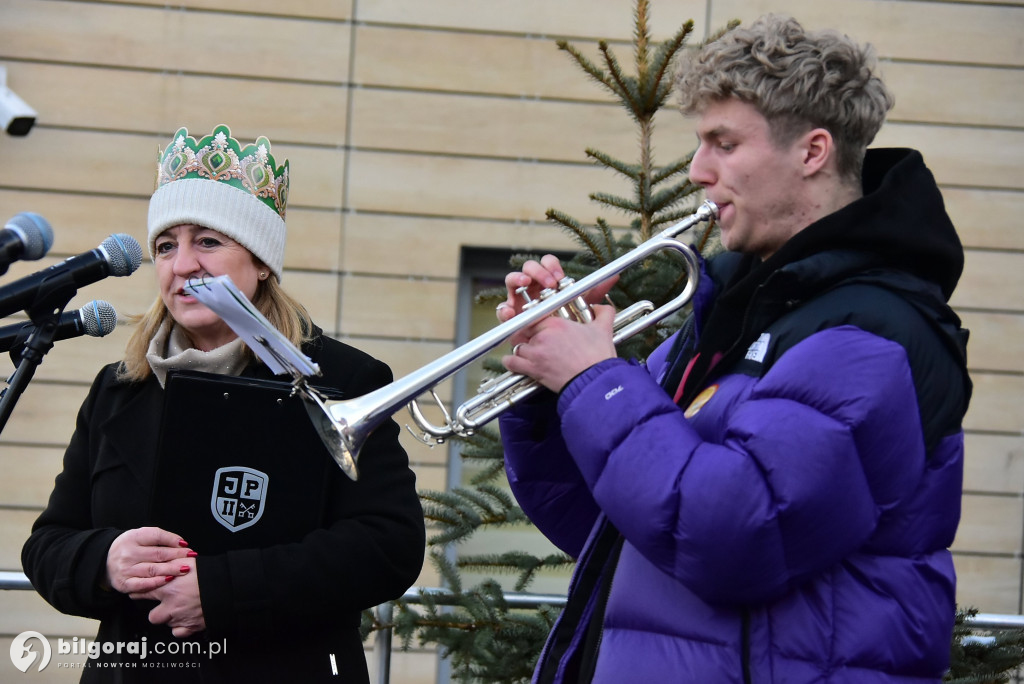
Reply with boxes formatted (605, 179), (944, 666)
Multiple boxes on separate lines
(496, 254), (618, 393)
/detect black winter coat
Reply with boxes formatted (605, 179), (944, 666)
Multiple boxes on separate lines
(22, 331), (425, 683)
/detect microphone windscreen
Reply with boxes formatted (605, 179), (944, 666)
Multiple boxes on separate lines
(80, 300), (118, 337)
(6, 212), (54, 260)
(101, 234), (143, 277)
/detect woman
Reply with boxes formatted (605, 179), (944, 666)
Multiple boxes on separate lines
(21, 125), (425, 682)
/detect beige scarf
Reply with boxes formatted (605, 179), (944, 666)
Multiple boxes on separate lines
(146, 319), (247, 388)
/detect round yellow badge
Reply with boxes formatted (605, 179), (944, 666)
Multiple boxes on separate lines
(684, 384), (718, 418)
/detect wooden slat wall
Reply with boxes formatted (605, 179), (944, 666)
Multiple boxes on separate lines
(0, 0), (1021, 680)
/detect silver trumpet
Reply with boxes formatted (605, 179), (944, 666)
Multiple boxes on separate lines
(296, 200), (717, 480)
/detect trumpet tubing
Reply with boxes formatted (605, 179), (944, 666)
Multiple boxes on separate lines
(452, 299), (656, 433)
(298, 200), (718, 479)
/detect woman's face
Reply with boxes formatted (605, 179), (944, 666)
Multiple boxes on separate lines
(153, 224), (267, 351)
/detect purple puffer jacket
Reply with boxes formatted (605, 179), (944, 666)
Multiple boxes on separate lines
(501, 150), (968, 683)
(504, 331), (962, 682)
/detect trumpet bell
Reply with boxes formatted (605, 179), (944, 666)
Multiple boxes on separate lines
(299, 386), (360, 480)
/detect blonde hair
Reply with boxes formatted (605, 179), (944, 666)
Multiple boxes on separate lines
(676, 14), (894, 183)
(116, 275), (313, 382)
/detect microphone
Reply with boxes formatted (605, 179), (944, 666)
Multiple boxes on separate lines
(0, 212), (54, 275)
(0, 300), (118, 353)
(0, 233), (142, 319)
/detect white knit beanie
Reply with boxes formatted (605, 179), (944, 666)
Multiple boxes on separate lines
(148, 125), (289, 281)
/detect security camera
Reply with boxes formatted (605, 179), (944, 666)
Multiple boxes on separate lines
(0, 67), (37, 137)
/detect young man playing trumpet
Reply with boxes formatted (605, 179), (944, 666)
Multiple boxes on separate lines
(495, 14), (971, 683)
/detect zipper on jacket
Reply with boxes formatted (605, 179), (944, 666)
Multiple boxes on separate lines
(533, 526), (594, 679)
(535, 518), (620, 683)
(576, 534), (625, 681)
(741, 609), (752, 684)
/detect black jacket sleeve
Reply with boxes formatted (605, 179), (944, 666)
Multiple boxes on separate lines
(21, 365), (132, 621)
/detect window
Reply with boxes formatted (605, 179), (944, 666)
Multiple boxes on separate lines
(449, 247), (574, 595)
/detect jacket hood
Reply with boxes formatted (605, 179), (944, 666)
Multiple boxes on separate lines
(774, 148), (964, 300)
(679, 148), (967, 410)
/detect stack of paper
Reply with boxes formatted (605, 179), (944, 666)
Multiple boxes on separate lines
(184, 275), (321, 379)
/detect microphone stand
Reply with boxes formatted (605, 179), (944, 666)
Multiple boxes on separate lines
(0, 278), (76, 436)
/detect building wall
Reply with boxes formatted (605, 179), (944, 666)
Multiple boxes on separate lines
(0, 0), (1020, 681)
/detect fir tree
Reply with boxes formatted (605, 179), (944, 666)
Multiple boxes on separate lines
(945, 607), (1024, 683)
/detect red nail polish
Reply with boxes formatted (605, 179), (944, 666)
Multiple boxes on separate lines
(180, 565), (190, 573)
(186, 551), (198, 558)
(178, 539), (189, 547)
(165, 576), (175, 582)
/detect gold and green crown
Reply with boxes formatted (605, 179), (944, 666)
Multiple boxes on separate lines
(156, 124), (289, 219)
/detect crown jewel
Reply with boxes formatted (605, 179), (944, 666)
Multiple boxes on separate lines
(156, 125), (289, 219)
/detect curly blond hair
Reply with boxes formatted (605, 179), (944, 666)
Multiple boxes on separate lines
(676, 14), (894, 182)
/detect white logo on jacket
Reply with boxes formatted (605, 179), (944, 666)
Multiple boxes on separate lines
(604, 385), (624, 400)
(211, 466), (268, 532)
(745, 332), (771, 362)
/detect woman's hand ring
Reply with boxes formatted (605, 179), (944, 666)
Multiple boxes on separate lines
(512, 343), (524, 356)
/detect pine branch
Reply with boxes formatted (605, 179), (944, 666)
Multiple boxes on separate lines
(653, 195), (715, 230)
(421, 486), (525, 540)
(590, 191), (640, 215)
(459, 430), (513, 485)
(432, 550), (464, 594)
(586, 147), (642, 180)
(465, 484), (521, 519)
(543, 207), (583, 233)
(599, 41), (642, 120)
(422, 494), (476, 527)
(458, 426), (504, 458)
(638, 169), (653, 220)
(703, 18), (743, 46)
(456, 551), (574, 573)
(457, 551), (575, 592)
(946, 606), (1024, 683)
(648, 20), (696, 108)
(554, 40), (613, 92)
(648, 178), (700, 214)
(474, 460), (507, 485)
(652, 150), (695, 184)
(545, 208), (609, 258)
(633, 0), (651, 81)
(593, 217), (621, 266)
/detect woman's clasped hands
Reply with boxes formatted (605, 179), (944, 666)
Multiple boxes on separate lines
(105, 526), (206, 637)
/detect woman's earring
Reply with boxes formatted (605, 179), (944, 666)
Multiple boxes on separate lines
(259, 272), (267, 280)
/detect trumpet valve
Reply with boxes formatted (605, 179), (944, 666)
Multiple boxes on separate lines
(476, 373), (504, 394)
(515, 285), (534, 305)
(552, 277), (593, 323)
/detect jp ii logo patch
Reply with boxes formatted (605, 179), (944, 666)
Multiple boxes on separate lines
(211, 466), (268, 532)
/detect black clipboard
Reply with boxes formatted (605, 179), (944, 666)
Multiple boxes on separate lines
(149, 370), (337, 554)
